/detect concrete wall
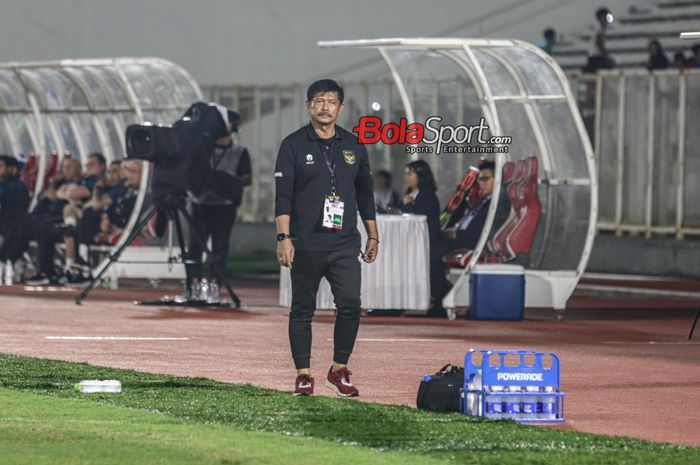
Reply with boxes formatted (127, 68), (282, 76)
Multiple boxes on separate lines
(1, 0), (641, 85)
(587, 234), (700, 278)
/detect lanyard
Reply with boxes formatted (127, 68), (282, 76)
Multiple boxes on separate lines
(319, 139), (337, 196)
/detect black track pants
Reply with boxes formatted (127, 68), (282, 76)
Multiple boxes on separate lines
(289, 248), (362, 369)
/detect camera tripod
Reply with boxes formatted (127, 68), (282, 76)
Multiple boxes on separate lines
(75, 193), (241, 308)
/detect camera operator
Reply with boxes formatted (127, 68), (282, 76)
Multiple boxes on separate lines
(185, 109), (252, 290)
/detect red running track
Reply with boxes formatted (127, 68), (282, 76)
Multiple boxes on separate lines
(0, 278), (698, 447)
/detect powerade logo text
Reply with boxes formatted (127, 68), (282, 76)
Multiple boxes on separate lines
(352, 116), (512, 155)
(496, 372), (544, 382)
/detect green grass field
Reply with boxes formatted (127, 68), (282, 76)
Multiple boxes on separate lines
(1, 353), (698, 465)
(227, 250), (279, 275)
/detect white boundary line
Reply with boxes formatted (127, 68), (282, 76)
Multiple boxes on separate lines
(45, 337), (190, 341)
(24, 286), (75, 292)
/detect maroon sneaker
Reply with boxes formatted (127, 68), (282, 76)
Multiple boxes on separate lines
(294, 374), (314, 396)
(324, 366), (359, 397)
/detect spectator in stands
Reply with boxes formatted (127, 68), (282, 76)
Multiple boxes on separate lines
(82, 153), (106, 193)
(373, 169), (400, 213)
(101, 160), (141, 237)
(0, 155), (28, 225)
(401, 160), (450, 317)
(691, 43), (700, 68)
(62, 160), (123, 286)
(646, 40), (669, 70)
(4, 154), (21, 179)
(186, 109), (252, 290)
(584, 7), (615, 73)
(32, 157), (83, 215)
(444, 161), (511, 251)
(26, 157), (86, 285)
(59, 153), (106, 270)
(65, 160), (141, 286)
(673, 51), (689, 69)
(0, 155), (30, 269)
(538, 28), (556, 55)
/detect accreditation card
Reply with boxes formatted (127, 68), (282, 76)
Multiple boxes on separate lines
(322, 195), (344, 230)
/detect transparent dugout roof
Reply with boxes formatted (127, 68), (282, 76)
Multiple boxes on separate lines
(319, 38), (598, 276)
(0, 57), (200, 163)
(0, 57), (202, 257)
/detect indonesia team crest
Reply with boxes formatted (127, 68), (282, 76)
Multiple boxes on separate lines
(342, 150), (356, 165)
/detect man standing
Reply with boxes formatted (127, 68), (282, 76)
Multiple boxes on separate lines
(275, 79), (378, 397)
(538, 28), (556, 55)
(186, 109), (252, 295)
(0, 155), (29, 283)
(585, 7), (615, 73)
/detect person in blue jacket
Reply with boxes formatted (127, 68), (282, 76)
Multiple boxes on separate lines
(401, 160), (449, 317)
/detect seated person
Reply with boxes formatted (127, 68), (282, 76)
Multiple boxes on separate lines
(60, 153), (107, 275)
(64, 160), (142, 286)
(0, 155), (30, 273)
(401, 160), (450, 317)
(373, 169), (400, 213)
(445, 161), (511, 251)
(96, 160), (142, 243)
(27, 157), (86, 285)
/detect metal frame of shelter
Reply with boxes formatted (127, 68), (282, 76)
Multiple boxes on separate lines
(319, 38), (598, 311)
(0, 57), (202, 272)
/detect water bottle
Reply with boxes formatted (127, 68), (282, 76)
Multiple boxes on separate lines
(207, 279), (219, 304)
(3, 261), (12, 285)
(540, 386), (557, 420)
(522, 386), (539, 418)
(190, 278), (201, 301)
(74, 380), (122, 393)
(109, 266), (119, 290)
(504, 386), (522, 420)
(485, 385), (504, 419)
(466, 369), (483, 416)
(199, 278), (209, 301)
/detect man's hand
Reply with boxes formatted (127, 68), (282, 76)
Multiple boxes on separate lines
(66, 185), (90, 202)
(277, 239), (295, 268)
(362, 238), (378, 263)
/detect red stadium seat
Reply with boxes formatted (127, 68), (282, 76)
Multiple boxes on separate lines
(503, 156), (541, 258)
(488, 159), (527, 257)
(42, 151), (59, 190)
(502, 160), (515, 183)
(20, 153), (38, 195)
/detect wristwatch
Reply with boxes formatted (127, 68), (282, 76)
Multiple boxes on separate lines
(276, 233), (291, 241)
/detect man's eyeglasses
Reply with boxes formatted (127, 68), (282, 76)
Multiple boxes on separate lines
(478, 175), (493, 182)
(310, 98), (340, 109)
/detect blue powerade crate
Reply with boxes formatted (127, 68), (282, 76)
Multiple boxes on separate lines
(460, 349), (565, 422)
(469, 264), (524, 320)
